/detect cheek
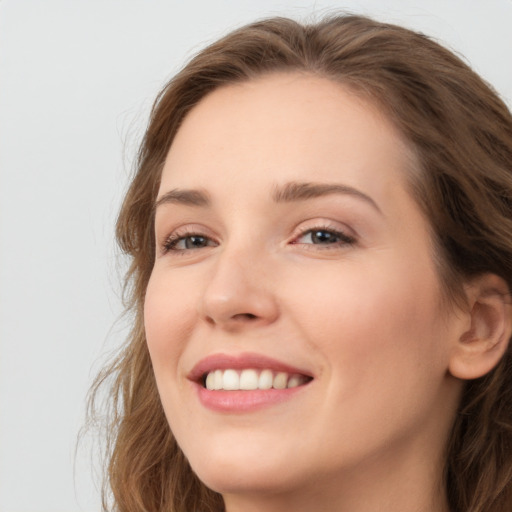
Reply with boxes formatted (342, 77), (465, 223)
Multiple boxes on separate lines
(284, 261), (453, 449)
(283, 258), (448, 382)
(144, 271), (196, 371)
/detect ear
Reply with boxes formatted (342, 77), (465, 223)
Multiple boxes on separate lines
(449, 273), (512, 380)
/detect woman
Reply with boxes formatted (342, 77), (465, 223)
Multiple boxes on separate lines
(90, 14), (512, 512)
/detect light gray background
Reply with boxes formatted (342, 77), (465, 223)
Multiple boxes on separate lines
(1, 1), (511, 511)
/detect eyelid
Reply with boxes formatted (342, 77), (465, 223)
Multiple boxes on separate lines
(289, 218), (357, 244)
(159, 224), (219, 255)
(157, 218), (358, 257)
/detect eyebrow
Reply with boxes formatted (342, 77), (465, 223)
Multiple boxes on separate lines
(154, 188), (211, 209)
(154, 181), (381, 213)
(272, 181), (382, 213)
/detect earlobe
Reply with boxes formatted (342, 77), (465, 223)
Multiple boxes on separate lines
(449, 274), (512, 380)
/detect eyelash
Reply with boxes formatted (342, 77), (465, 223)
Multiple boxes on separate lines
(161, 224), (356, 255)
(162, 229), (217, 254)
(291, 225), (356, 249)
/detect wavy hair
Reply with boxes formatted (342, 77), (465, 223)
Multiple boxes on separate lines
(88, 14), (512, 512)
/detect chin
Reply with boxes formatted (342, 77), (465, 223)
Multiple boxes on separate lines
(185, 441), (306, 496)
(195, 462), (295, 496)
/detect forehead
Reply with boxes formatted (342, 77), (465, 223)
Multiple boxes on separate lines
(160, 72), (416, 203)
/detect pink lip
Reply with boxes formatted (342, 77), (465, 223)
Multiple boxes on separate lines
(188, 352), (312, 382)
(188, 352), (313, 413)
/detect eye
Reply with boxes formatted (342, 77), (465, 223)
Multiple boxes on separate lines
(292, 227), (356, 247)
(163, 232), (218, 253)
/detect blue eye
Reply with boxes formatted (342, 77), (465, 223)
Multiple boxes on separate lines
(162, 226), (355, 254)
(294, 228), (355, 247)
(306, 230), (340, 244)
(163, 233), (217, 252)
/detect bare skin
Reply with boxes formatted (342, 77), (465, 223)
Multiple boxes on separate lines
(145, 73), (509, 512)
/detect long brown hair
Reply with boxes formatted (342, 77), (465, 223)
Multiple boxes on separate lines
(88, 14), (512, 512)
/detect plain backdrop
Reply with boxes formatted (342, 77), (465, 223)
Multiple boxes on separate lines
(1, 1), (511, 511)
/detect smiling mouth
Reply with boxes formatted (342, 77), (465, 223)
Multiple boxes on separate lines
(202, 368), (312, 391)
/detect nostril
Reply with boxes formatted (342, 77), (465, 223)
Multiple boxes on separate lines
(204, 313), (257, 325)
(228, 313), (259, 321)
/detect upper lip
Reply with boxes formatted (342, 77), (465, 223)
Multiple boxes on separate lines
(188, 352), (314, 382)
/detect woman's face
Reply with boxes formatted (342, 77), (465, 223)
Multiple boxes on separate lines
(145, 73), (464, 506)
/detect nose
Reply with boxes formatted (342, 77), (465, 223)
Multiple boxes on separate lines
(198, 247), (279, 330)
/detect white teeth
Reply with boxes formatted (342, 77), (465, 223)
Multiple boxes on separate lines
(240, 369), (259, 390)
(287, 375), (302, 388)
(205, 372), (215, 390)
(203, 368), (309, 391)
(258, 369), (273, 390)
(214, 369), (223, 390)
(273, 372), (288, 389)
(222, 369), (239, 390)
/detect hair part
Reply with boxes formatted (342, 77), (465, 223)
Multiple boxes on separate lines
(88, 14), (512, 512)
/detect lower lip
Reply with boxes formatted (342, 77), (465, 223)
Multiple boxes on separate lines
(194, 382), (307, 413)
